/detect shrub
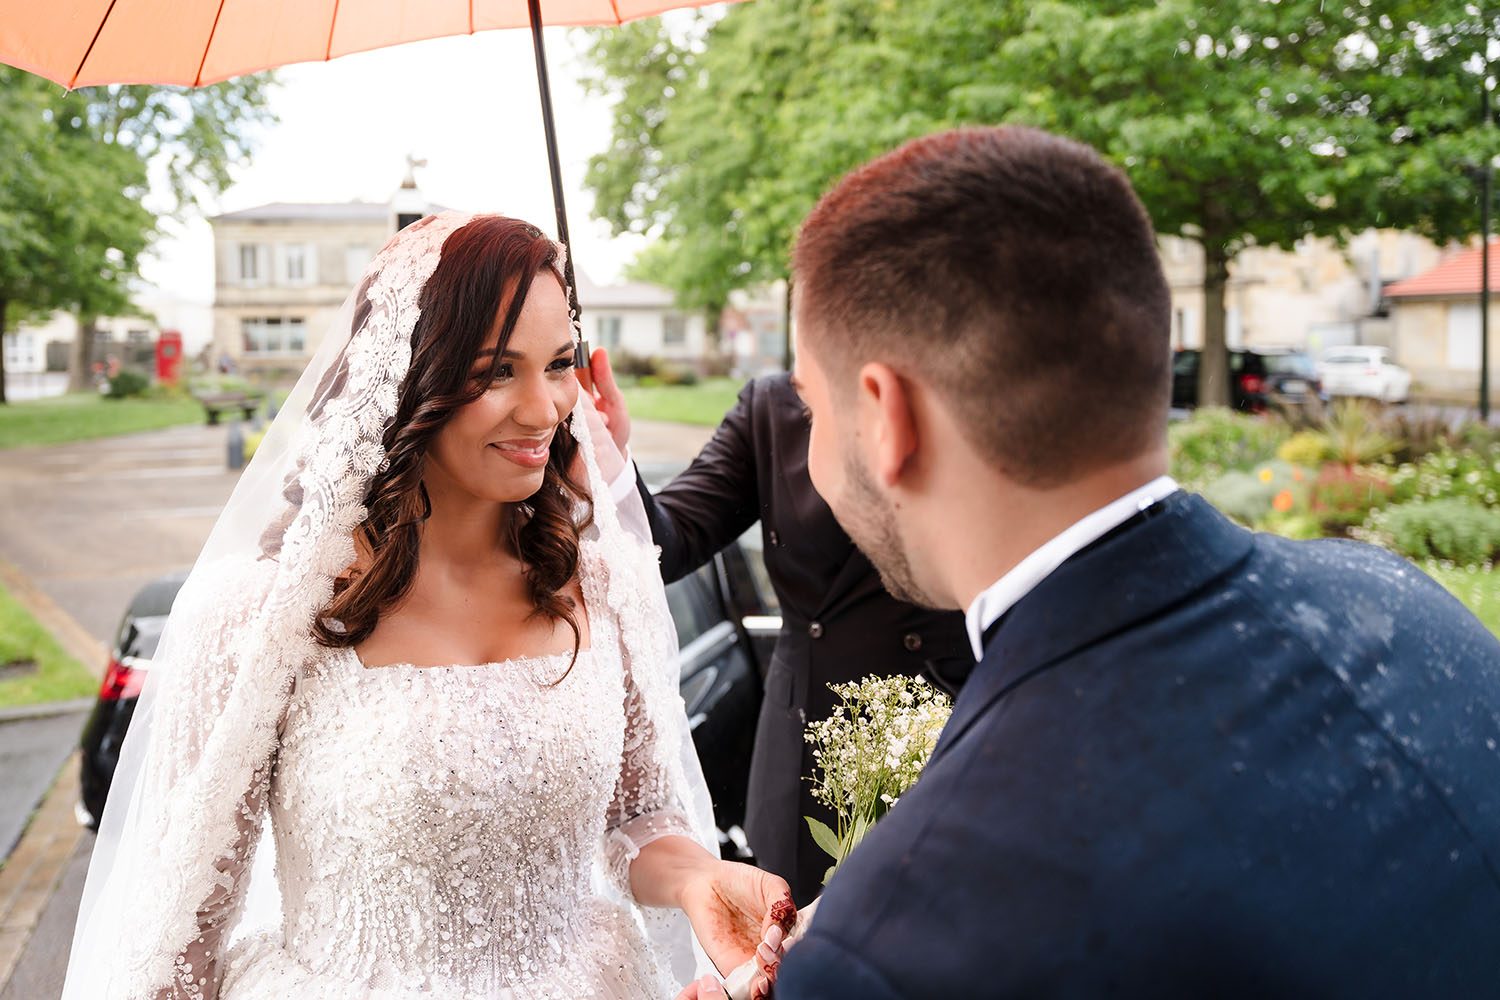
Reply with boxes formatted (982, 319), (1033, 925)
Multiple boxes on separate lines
(1365, 498), (1500, 567)
(610, 351), (659, 378)
(106, 370), (150, 399)
(1169, 408), (1289, 490)
(1261, 511), (1324, 540)
(656, 364), (700, 386)
(1387, 445), (1500, 507)
(1277, 431), (1331, 467)
(1201, 460), (1312, 526)
(1311, 465), (1392, 533)
(702, 353), (736, 378)
(1383, 407), (1457, 464)
(1322, 399), (1398, 470)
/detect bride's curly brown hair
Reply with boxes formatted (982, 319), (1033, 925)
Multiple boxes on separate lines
(311, 215), (593, 664)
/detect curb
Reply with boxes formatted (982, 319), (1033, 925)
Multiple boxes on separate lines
(0, 754), (83, 993)
(0, 701), (94, 725)
(0, 558), (108, 673)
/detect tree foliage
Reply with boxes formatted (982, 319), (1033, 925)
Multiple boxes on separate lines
(0, 67), (274, 399)
(583, 1), (1493, 399)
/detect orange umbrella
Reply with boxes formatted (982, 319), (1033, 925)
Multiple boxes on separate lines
(0, 0), (729, 382)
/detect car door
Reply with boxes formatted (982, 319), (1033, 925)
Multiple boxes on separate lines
(665, 558), (761, 855)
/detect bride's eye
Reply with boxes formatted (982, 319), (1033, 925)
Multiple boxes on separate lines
(548, 356), (577, 375)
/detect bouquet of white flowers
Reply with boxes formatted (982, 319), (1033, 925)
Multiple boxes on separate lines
(804, 674), (952, 884)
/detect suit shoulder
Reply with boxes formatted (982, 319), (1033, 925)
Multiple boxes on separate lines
(1242, 534), (1489, 641)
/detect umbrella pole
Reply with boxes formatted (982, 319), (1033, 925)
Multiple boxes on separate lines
(527, 0), (592, 388)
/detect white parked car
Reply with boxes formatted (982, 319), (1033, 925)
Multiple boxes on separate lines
(1316, 346), (1412, 404)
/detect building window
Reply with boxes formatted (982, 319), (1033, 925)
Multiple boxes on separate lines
(662, 313), (687, 347)
(346, 245), (373, 285)
(241, 317), (308, 355)
(284, 244), (312, 285)
(596, 315), (622, 350)
(397, 213), (423, 231)
(1448, 303), (1481, 372)
(239, 244), (262, 284)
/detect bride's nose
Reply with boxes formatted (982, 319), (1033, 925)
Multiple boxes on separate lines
(510, 371), (562, 431)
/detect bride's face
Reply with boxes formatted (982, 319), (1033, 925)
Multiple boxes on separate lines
(426, 274), (579, 504)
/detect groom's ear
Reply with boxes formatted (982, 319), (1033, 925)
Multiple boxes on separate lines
(857, 362), (918, 489)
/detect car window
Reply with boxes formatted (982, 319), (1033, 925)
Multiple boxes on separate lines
(1229, 353), (1246, 373)
(665, 570), (724, 650)
(1322, 350), (1372, 365)
(1263, 354), (1317, 377)
(737, 529), (781, 614)
(1171, 352), (1198, 376)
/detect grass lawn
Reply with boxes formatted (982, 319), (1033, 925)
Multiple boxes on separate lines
(620, 378), (745, 427)
(0, 393), (202, 449)
(1428, 564), (1500, 637)
(0, 582), (97, 710)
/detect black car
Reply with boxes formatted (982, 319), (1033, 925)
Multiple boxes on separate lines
(1171, 347), (1322, 414)
(80, 542), (779, 859)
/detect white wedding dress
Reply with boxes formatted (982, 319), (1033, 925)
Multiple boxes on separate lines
(62, 213), (718, 1000)
(211, 535), (692, 998)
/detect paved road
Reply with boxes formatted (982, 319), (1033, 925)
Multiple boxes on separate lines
(0, 423), (240, 644)
(0, 416), (714, 998)
(0, 712), (88, 862)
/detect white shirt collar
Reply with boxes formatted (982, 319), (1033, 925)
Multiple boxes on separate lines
(963, 476), (1179, 660)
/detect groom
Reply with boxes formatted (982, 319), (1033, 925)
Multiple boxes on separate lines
(774, 126), (1500, 996)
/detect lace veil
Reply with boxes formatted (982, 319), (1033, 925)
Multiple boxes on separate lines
(62, 212), (718, 997)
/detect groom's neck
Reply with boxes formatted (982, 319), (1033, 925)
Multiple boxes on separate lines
(918, 449), (1169, 613)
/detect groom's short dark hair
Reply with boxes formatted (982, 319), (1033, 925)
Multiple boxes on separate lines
(793, 126), (1171, 487)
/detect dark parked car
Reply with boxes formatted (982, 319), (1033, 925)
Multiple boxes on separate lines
(80, 542), (780, 859)
(1171, 347), (1322, 414)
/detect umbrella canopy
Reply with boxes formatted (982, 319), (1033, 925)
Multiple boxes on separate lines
(2, 1), (715, 89)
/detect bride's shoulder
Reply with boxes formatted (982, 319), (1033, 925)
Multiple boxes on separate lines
(170, 554), (281, 627)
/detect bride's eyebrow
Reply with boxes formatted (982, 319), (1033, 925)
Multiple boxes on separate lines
(473, 342), (574, 362)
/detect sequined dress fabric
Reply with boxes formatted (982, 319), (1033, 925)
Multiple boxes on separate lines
(215, 532), (694, 999)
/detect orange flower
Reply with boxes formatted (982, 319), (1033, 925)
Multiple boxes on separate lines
(1273, 489), (1295, 513)
(1291, 468), (1305, 483)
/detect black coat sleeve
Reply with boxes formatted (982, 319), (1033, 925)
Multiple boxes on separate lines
(635, 380), (761, 585)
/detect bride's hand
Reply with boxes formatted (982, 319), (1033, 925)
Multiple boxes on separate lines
(680, 860), (793, 995)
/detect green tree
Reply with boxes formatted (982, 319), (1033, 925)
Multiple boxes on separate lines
(583, 1), (1491, 399)
(0, 67), (275, 400)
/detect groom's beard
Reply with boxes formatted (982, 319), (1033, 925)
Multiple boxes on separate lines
(838, 449), (943, 610)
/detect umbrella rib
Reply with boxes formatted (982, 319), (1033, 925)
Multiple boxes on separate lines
(325, 0), (342, 61)
(609, 0), (622, 23)
(468, 0), (474, 35)
(193, 0), (230, 86)
(71, 0), (120, 90)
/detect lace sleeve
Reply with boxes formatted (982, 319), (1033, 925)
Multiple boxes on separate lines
(603, 640), (701, 901)
(88, 558), (296, 999)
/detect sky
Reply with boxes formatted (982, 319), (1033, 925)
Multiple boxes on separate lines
(138, 24), (649, 308)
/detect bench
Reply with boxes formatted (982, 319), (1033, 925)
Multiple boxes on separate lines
(194, 391), (264, 425)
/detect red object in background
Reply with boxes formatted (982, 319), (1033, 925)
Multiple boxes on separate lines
(156, 329), (184, 385)
(98, 657), (147, 701)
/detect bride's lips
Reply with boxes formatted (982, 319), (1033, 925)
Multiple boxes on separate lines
(489, 437), (550, 469)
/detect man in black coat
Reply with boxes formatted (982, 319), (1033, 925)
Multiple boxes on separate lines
(589, 361), (973, 906)
(772, 126), (1500, 996)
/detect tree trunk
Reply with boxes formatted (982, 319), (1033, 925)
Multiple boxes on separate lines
(0, 298), (9, 405)
(68, 315), (98, 394)
(1197, 242), (1232, 409)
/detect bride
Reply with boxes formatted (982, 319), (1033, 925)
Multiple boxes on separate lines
(63, 213), (789, 999)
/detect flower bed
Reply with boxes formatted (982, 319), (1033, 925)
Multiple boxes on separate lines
(1175, 404), (1500, 634)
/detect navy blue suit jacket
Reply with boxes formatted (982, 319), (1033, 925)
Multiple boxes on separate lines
(777, 492), (1500, 997)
